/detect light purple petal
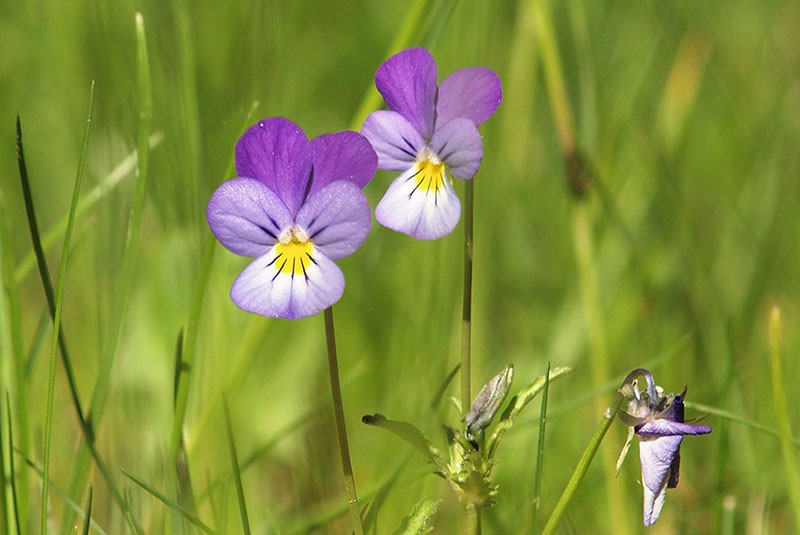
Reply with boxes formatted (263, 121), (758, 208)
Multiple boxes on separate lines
(361, 110), (425, 171)
(231, 247), (344, 320)
(375, 47), (437, 138)
(431, 118), (483, 179)
(296, 181), (372, 260)
(637, 420), (712, 436)
(206, 178), (293, 257)
(639, 434), (683, 526)
(309, 131), (377, 195)
(235, 117), (312, 216)
(436, 67), (502, 127)
(375, 163), (461, 240)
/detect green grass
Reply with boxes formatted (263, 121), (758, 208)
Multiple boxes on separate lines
(1, 0), (799, 533)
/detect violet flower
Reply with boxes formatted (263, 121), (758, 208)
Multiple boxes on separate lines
(618, 369), (712, 526)
(207, 117), (377, 319)
(361, 47), (502, 240)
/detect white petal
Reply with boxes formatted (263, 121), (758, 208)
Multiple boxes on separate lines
(230, 245), (344, 319)
(375, 162), (461, 240)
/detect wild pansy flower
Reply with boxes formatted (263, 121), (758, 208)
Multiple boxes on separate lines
(361, 47), (502, 239)
(618, 369), (712, 526)
(206, 117), (377, 319)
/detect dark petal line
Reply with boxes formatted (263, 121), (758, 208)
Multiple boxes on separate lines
(306, 252), (318, 266)
(405, 167), (423, 183)
(266, 252), (283, 267)
(272, 259), (288, 281)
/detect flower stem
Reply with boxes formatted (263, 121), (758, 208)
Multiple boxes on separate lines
(461, 179), (475, 413)
(465, 503), (482, 535)
(541, 393), (623, 535)
(323, 307), (363, 535)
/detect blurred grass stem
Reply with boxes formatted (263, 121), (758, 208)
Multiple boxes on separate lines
(541, 392), (624, 535)
(768, 307), (800, 529)
(323, 307), (364, 535)
(461, 179), (474, 413)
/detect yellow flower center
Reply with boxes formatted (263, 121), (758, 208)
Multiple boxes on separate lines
(271, 226), (315, 279)
(412, 149), (445, 193)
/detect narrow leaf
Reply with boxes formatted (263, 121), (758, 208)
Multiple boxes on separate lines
(392, 498), (440, 535)
(223, 396), (251, 535)
(362, 414), (442, 467)
(124, 470), (215, 534)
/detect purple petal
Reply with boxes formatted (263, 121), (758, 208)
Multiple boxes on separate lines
(361, 111), (425, 170)
(431, 118), (483, 179)
(639, 434), (683, 526)
(206, 178), (293, 257)
(231, 247), (344, 320)
(436, 67), (502, 127)
(309, 131), (377, 195)
(375, 163), (461, 240)
(296, 181), (372, 260)
(637, 420), (712, 436)
(375, 47), (437, 139)
(235, 117), (312, 216)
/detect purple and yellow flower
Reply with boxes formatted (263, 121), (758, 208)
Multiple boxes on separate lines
(361, 47), (502, 240)
(618, 369), (712, 526)
(207, 117), (377, 319)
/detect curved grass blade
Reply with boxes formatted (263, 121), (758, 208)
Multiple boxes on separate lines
(223, 396), (251, 535)
(362, 415), (442, 467)
(13, 131), (164, 284)
(124, 470), (215, 534)
(81, 487), (93, 535)
(40, 79), (95, 535)
(531, 362), (551, 531)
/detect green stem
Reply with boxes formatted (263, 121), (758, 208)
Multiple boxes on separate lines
(461, 179), (475, 413)
(768, 307), (800, 530)
(323, 307), (363, 535)
(541, 393), (623, 535)
(465, 503), (481, 535)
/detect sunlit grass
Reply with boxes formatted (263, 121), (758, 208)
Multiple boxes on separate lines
(1, 0), (799, 532)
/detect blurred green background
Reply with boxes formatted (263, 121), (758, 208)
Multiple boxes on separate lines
(1, 0), (799, 533)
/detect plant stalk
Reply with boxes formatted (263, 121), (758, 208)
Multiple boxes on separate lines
(323, 307), (364, 535)
(461, 179), (475, 413)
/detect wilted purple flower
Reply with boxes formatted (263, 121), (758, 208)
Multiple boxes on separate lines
(207, 117), (377, 319)
(361, 47), (502, 240)
(618, 369), (712, 526)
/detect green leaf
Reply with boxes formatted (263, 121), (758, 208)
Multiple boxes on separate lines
(392, 498), (440, 535)
(362, 414), (442, 468)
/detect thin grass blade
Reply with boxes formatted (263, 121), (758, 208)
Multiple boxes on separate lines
(223, 396), (251, 534)
(531, 362), (551, 531)
(81, 487), (93, 535)
(124, 470), (215, 534)
(40, 79), (95, 535)
(5, 394), (21, 535)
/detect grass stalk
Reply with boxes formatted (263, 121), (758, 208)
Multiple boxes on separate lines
(223, 396), (251, 535)
(768, 306), (800, 530)
(323, 307), (363, 535)
(541, 392), (624, 535)
(40, 79), (95, 535)
(531, 362), (551, 531)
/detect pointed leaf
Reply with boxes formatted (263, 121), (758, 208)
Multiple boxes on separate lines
(362, 414), (442, 467)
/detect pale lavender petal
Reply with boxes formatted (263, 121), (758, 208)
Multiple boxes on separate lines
(361, 111), (425, 171)
(235, 117), (312, 216)
(637, 420), (712, 436)
(296, 181), (372, 260)
(206, 178), (293, 257)
(375, 47), (437, 138)
(639, 434), (683, 526)
(309, 131), (377, 195)
(375, 163), (461, 240)
(436, 67), (502, 126)
(431, 118), (483, 179)
(231, 247), (344, 320)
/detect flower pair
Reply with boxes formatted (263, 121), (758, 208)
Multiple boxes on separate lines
(207, 48), (502, 319)
(618, 369), (712, 526)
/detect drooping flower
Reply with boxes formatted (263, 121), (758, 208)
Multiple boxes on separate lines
(618, 369), (712, 526)
(361, 47), (502, 240)
(207, 117), (377, 319)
